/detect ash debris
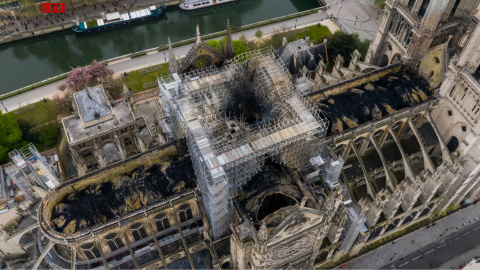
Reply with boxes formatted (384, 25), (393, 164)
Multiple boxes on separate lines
(319, 68), (432, 133)
(226, 59), (265, 125)
(50, 148), (196, 234)
(237, 160), (303, 230)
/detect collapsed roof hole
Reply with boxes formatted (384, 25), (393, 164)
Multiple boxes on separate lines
(257, 193), (297, 221)
(227, 62), (265, 125)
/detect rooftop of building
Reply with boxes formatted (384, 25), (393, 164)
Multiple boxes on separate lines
(74, 86), (112, 124)
(311, 65), (434, 133)
(277, 38), (327, 75)
(62, 100), (136, 144)
(39, 142), (196, 237)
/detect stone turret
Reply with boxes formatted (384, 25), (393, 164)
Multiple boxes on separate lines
(224, 18), (234, 59)
(196, 24), (201, 44)
(252, 223), (269, 268)
(168, 37), (178, 74)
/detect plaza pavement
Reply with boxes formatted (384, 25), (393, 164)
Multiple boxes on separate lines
(324, 0), (383, 40)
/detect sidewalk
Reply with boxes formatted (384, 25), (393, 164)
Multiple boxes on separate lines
(344, 204), (480, 269)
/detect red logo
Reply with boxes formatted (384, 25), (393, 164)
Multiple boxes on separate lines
(41, 3), (65, 13)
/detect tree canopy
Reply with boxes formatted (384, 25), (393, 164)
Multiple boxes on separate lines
(206, 37), (247, 56)
(327, 31), (370, 70)
(0, 112), (22, 163)
(66, 60), (114, 91)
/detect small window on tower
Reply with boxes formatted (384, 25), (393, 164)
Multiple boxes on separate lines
(462, 126), (467, 132)
(448, 110), (452, 116)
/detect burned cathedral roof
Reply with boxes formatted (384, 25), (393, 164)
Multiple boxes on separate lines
(311, 65), (434, 133)
(39, 143), (196, 236)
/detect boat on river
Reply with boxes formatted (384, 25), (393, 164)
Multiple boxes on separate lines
(72, 5), (165, 34)
(179, 0), (237, 11)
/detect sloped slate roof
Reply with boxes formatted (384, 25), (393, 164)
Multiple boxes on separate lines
(277, 39), (327, 75)
(75, 86), (112, 123)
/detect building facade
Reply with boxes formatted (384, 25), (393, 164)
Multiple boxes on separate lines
(62, 86), (161, 176)
(366, 0), (479, 67)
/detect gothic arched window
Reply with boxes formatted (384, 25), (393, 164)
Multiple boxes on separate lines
(178, 204), (193, 223)
(130, 223), (148, 241)
(81, 242), (101, 260)
(105, 233), (125, 252)
(154, 213), (171, 232)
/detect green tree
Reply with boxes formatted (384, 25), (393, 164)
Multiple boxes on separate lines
(206, 38), (246, 55)
(104, 77), (124, 99)
(374, 0), (386, 8)
(327, 31), (370, 70)
(255, 29), (263, 39)
(37, 123), (59, 147)
(238, 34), (247, 44)
(206, 40), (220, 51)
(195, 58), (207, 69)
(232, 40), (247, 55)
(17, 118), (38, 143)
(0, 112), (22, 163)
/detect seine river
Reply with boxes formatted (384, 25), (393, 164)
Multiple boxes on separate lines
(0, 0), (318, 94)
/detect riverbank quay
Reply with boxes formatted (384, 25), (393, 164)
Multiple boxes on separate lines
(0, 7), (330, 107)
(0, 0), (181, 45)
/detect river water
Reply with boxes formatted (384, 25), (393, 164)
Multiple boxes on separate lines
(0, 0), (318, 94)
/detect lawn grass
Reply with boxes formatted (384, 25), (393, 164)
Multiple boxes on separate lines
(10, 99), (56, 127)
(294, 24), (332, 44)
(122, 63), (169, 92)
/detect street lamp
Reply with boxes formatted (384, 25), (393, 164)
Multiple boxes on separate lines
(1, 101), (8, 112)
(11, 11), (21, 32)
(295, 19), (297, 29)
(337, 6), (343, 19)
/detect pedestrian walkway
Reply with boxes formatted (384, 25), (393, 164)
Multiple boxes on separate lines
(344, 203), (480, 269)
(323, 0), (383, 40)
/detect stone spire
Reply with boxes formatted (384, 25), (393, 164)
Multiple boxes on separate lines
(196, 24), (201, 44)
(224, 18), (234, 59)
(257, 223), (268, 242)
(168, 37), (178, 74)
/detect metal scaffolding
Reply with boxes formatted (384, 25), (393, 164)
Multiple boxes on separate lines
(158, 47), (329, 239)
(8, 143), (60, 196)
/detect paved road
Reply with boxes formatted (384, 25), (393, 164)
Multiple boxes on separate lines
(344, 203), (480, 269)
(383, 221), (480, 269)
